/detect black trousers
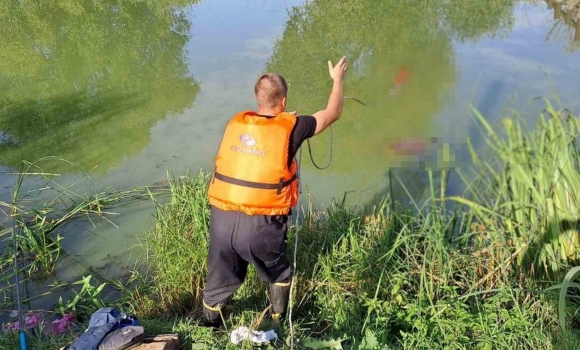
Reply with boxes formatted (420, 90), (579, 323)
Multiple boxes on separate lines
(202, 206), (292, 308)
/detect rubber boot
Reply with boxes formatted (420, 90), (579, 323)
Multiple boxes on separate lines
(202, 300), (223, 328)
(269, 281), (291, 323)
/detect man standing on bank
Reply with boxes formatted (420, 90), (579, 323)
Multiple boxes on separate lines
(202, 56), (349, 327)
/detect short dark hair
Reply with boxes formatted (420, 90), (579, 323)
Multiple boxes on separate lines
(254, 73), (288, 108)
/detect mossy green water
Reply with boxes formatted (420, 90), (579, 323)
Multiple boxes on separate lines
(29, 101), (576, 350)
(2, 101), (580, 349)
(0, 0), (200, 174)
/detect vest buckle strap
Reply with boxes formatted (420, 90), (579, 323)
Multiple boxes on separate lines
(214, 172), (296, 193)
(277, 178), (284, 195)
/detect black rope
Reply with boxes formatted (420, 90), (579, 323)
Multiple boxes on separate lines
(343, 96), (366, 106)
(302, 96), (365, 170)
(305, 125), (333, 170)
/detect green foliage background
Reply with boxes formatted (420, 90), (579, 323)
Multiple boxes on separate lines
(0, 0), (201, 174)
(265, 0), (516, 176)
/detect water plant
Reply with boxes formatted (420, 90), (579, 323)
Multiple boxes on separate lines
(451, 100), (580, 280)
(115, 99), (580, 349)
(2, 100), (580, 349)
(0, 157), (168, 282)
(130, 169), (212, 315)
(117, 165), (580, 349)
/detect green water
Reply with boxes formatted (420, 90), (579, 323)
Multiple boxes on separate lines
(1, 0), (580, 312)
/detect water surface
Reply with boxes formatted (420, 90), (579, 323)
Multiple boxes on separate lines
(1, 0), (580, 311)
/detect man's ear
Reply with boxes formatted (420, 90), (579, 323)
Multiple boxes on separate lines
(282, 96), (287, 109)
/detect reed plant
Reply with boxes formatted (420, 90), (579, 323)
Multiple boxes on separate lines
(131, 169), (212, 315)
(116, 100), (580, 349)
(125, 170), (580, 349)
(4, 100), (580, 348)
(0, 157), (168, 317)
(451, 100), (580, 280)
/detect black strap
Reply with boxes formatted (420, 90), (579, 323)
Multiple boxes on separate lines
(214, 172), (297, 195)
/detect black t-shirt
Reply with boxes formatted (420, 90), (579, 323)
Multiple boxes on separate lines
(256, 114), (317, 167)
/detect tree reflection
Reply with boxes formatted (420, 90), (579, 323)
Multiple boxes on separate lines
(545, 6), (580, 52)
(0, 0), (200, 174)
(265, 0), (519, 205)
(440, 0), (516, 42)
(265, 0), (457, 174)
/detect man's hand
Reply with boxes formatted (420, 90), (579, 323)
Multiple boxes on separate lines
(312, 56), (348, 135)
(327, 56), (348, 82)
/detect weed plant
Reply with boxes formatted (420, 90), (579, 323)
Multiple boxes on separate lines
(122, 172), (580, 349)
(121, 101), (580, 349)
(3, 102), (580, 349)
(452, 101), (580, 279)
(129, 169), (212, 315)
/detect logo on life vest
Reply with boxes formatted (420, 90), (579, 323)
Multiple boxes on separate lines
(240, 134), (256, 147)
(230, 133), (267, 156)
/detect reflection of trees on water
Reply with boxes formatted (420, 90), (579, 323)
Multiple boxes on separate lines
(547, 23), (580, 53)
(440, 0), (517, 42)
(265, 0), (517, 206)
(266, 0), (455, 175)
(0, 0), (200, 174)
(545, 2), (580, 52)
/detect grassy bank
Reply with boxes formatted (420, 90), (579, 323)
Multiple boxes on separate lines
(2, 102), (580, 349)
(117, 101), (580, 349)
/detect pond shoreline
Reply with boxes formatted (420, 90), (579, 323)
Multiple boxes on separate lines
(2, 101), (580, 349)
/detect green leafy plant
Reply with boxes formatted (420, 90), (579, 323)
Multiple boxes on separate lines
(56, 275), (107, 316)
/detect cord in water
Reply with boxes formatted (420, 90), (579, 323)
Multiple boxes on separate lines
(304, 95), (366, 170)
(305, 125), (332, 170)
(288, 96), (365, 348)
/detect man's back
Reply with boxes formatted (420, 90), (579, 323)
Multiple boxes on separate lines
(201, 57), (349, 328)
(207, 110), (302, 216)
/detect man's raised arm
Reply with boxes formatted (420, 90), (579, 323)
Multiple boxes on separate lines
(312, 56), (349, 135)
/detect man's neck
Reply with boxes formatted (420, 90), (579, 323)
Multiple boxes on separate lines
(256, 107), (283, 116)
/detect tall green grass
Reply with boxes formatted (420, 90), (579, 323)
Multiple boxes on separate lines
(114, 100), (580, 349)
(129, 169), (211, 315)
(451, 101), (580, 279)
(121, 169), (580, 349)
(3, 101), (580, 349)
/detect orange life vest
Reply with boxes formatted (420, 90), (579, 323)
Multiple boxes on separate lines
(207, 110), (299, 216)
